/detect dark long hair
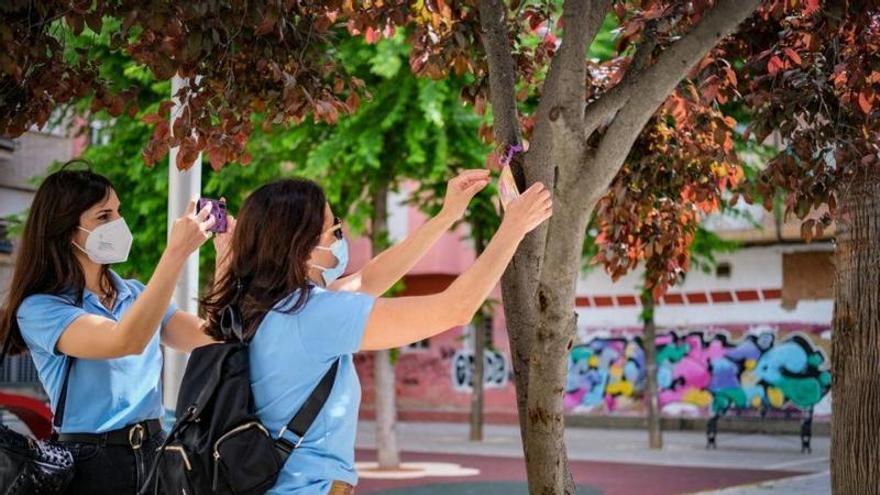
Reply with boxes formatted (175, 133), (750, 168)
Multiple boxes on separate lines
(0, 160), (117, 354)
(201, 178), (327, 341)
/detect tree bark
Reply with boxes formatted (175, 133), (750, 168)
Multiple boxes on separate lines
(371, 184), (400, 470)
(477, 0), (537, 463)
(470, 232), (489, 442)
(640, 289), (663, 450)
(830, 172), (880, 494)
(470, 311), (489, 442)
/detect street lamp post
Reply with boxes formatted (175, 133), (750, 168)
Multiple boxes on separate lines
(163, 74), (202, 411)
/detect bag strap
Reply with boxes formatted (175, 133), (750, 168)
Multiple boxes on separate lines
(52, 357), (75, 429)
(275, 358), (339, 459)
(0, 327), (13, 369)
(0, 301), (77, 430)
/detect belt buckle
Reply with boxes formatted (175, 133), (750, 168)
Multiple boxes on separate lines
(128, 423), (145, 450)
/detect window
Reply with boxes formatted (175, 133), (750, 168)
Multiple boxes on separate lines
(716, 262), (732, 278)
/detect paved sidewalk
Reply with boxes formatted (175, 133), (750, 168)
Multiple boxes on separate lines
(356, 421), (829, 473)
(354, 450), (801, 495)
(690, 471), (830, 494)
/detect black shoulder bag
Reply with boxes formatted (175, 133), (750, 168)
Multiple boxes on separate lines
(0, 333), (75, 494)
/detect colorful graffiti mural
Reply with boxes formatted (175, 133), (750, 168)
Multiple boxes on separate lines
(564, 330), (831, 416)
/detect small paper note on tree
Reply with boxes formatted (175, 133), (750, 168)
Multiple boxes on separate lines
(498, 165), (520, 210)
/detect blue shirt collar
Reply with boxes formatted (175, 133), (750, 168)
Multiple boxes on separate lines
(82, 270), (132, 306)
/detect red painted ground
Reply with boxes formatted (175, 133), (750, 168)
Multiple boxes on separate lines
(354, 450), (799, 495)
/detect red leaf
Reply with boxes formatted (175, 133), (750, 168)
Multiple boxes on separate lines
(364, 26), (381, 44)
(803, 0), (820, 15)
(723, 66), (737, 86)
(858, 91), (872, 114)
(783, 48), (802, 66)
(767, 56), (785, 76)
(142, 113), (163, 125)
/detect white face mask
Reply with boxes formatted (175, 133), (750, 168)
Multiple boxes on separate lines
(72, 217), (133, 265)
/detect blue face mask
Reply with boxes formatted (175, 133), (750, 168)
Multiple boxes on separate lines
(310, 237), (349, 286)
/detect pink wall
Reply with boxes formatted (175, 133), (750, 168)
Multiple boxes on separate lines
(346, 191), (513, 421)
(344, 182), (477, 277)
(407, 208), (476, 275)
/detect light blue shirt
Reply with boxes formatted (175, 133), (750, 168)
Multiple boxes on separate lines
(249, 286), (375, 495)
(16, 271), (177, 433)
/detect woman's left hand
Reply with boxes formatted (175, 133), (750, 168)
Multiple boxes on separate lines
(440, 169), (491, 221)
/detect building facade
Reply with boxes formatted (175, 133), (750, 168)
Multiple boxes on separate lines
(350, 185), (834, 424)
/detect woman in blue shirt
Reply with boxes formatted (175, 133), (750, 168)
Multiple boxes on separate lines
(200, 172), (552, 495)
(0, 162), (228, 494)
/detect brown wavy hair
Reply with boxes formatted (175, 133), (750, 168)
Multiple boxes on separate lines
(201, 178), (328, 341)
(0, 160), (117, 354)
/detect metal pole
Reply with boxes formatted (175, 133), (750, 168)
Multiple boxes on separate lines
(163, 75), (201, 411)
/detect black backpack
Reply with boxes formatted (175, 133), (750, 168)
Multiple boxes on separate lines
(142, 299), (338, 495)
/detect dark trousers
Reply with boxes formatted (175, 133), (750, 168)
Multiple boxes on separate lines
(60, 430), (165, 494)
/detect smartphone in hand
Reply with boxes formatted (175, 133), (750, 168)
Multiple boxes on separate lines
(498, 165), (520, 211)
(196, 198), (228, 233)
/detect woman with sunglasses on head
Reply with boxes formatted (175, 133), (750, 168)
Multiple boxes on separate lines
(200, 170), (552, 495)
(0, 161), (230, 494)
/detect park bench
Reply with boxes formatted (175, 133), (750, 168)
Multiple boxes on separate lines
(706, 406), (815, 454)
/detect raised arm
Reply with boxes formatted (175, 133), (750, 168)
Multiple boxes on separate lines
(56, 201), (215, 359)
(161, 214), (236, 353)
(332, 170), (490, 297)
(359, 182), (552, 350)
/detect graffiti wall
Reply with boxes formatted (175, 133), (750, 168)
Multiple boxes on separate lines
(451, 349), (510, 391)
(565, 329), (832, 417)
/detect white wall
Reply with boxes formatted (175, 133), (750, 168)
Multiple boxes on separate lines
(575, 244), (833, 332)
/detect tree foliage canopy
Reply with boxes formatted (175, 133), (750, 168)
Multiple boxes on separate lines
(2, 0), (876, 297)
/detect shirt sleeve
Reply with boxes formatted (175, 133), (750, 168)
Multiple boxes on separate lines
(301, 289), (375, 359)
(127, 278), (178, 331)
(17, 294), (87, 356)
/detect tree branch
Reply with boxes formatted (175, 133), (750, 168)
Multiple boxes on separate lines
(524, 0), (612, 188)
(582, 10), (683, 139)
(579, 0), (760, 206)
(543, 0), (612, 124)
(478, 0), (520, 148)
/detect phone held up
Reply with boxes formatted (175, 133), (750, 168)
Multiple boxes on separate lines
(196, 198), (228, 233)
(498, 165), (520, 211)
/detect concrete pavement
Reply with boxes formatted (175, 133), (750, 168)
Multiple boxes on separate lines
(355, 421), (829, 494)
(690, 471), (830, 495)
(356, 420), (830, 473)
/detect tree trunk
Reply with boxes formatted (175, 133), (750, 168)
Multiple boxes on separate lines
(469, 311), (488, 441)
(371, 184), (400, 470)
(470, 233), (488, 442)
(522, 181), (591, 495)
(830, 173), (880, 494)
(640, 289), (663, 450)
(474, 1), (762, 491)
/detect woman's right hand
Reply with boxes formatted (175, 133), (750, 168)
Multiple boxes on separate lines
(167, 199), (216, 259)
(500, 182), (553, 238)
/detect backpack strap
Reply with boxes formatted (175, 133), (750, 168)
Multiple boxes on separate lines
(275, 358), (339, 459)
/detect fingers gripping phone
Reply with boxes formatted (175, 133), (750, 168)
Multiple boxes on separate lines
(197, 198), (228, 233)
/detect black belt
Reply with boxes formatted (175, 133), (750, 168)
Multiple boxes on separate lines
(57, 419), (162, 449)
